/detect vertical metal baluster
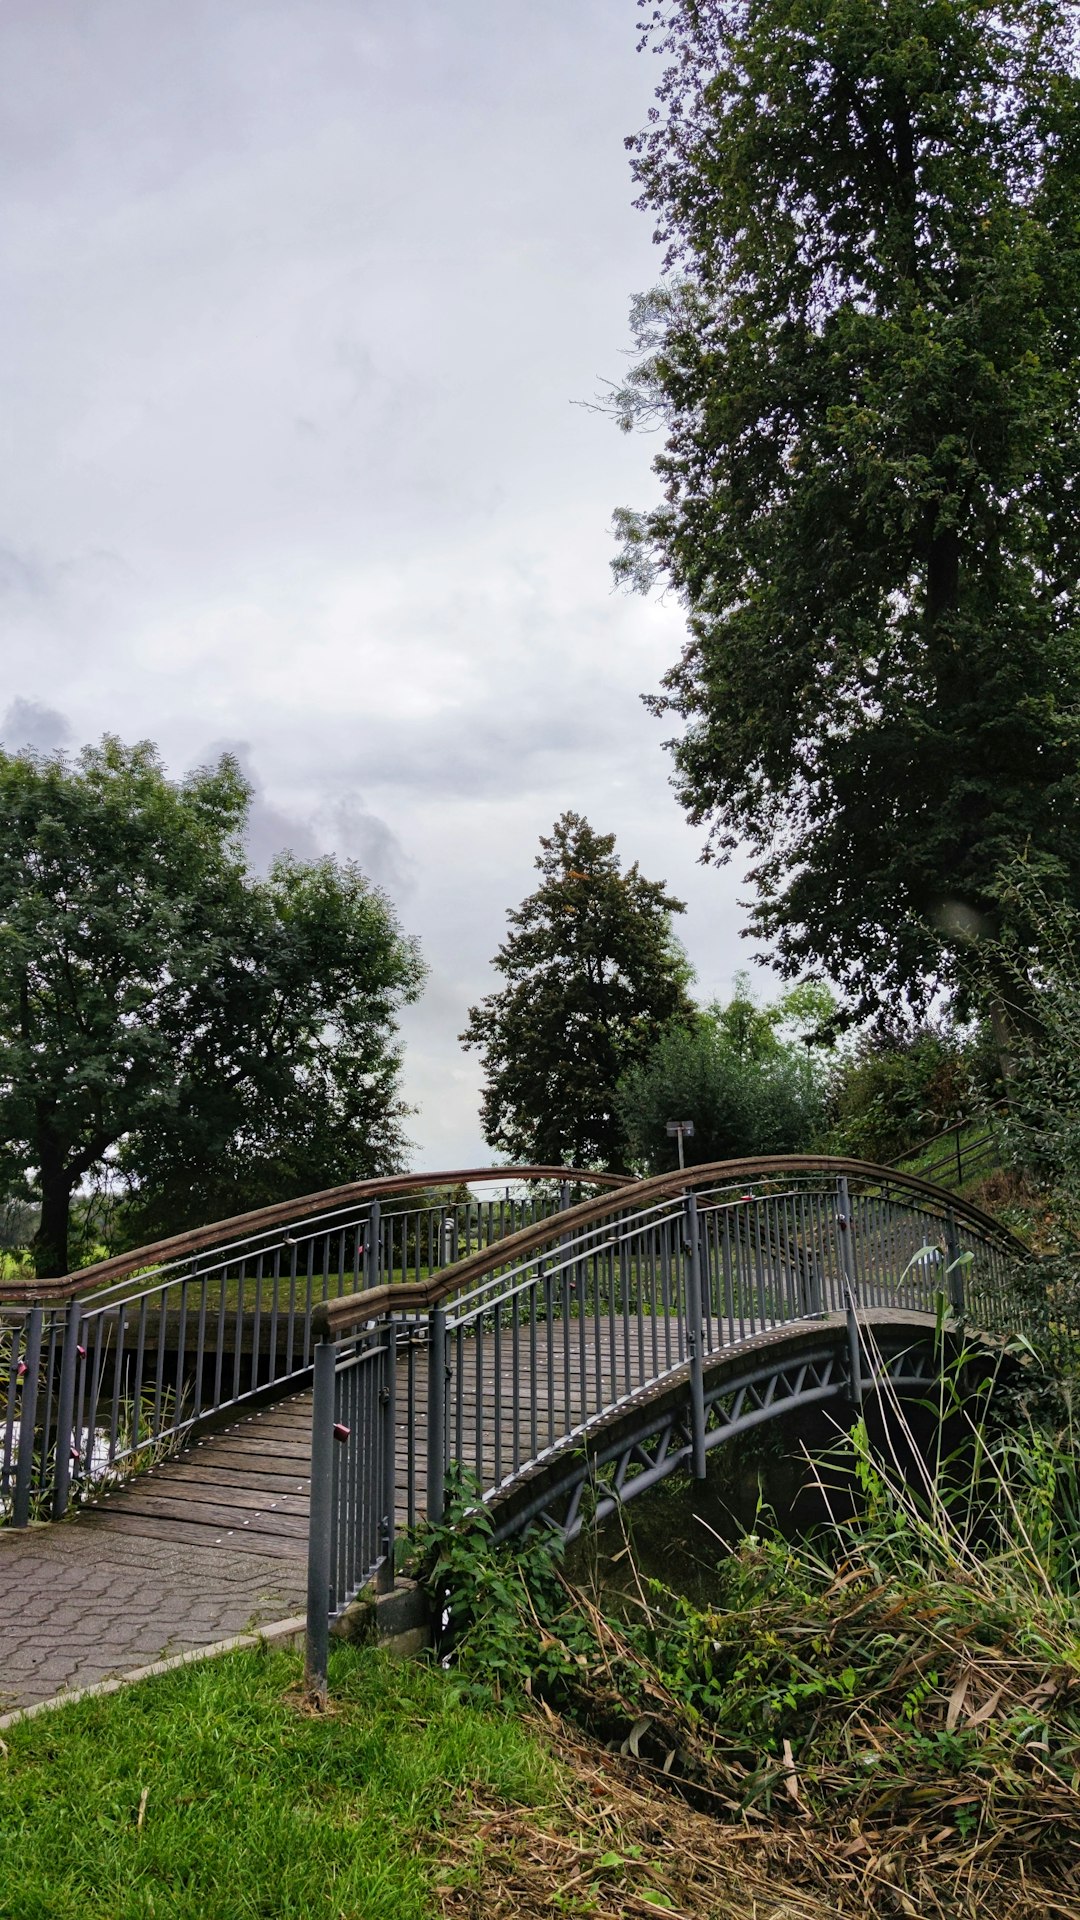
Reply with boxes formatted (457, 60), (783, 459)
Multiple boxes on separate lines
(191, 1267), (207, 1423)
(36, 1316), (57, 1503)
(131, 1294), (149, 1451)
(620, 1232), (632, 1397)
(108, 1302), (127, 1466)
(543, 1260), (555, 1448)
(427, 1305), (447, 1523)
(511, 1286), (521, 1473)
(561, 1257), (571, 1442)
(269, 1248), (282, 1386)
(173, 1280), (188, 1438)
(493, 1293), (503, 1486)
(407, 1329), (418, 1533)
(946, 1208), (965, 1314)
(528, 1275), (538, 1462)
(753, 1203), (768, 1331)
(305, 1336), (336, 1702)
(232, 1265), (244, 1405)
(52, 1299), (82, 1518)
(12, 1307), (43, 1527)
(659, 1219), (673, 1369)
(721, 1208), (736, 1344)
(251, 1256), (264, 1396)
(302, 1240), (317, 1368)
(473, 1302), (484, 1484)
(683, 1196), (706, 1480)
(285, 1238), (299, 1379)
(85, 1310), (106, 1477)
(646, 1224), (658, 1380)
(213, 1267), (227, 1411)
(599, 1239), (611, 1416)
(453, 1322), (463, 1473)
(2, 1317), (22, 1498)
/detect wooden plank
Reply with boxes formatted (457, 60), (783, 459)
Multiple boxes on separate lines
(127, 1476), (309, 1518)
(88, 1488), (310, 1539)
(140, 1462), (310, 1496)
(77, 1509), (307, 1558)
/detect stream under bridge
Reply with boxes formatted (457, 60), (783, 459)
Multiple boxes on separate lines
(1, 1157), (1051, 1686)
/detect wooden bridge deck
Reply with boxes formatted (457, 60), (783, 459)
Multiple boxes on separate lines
(79, 1395), (317, 1560)
(74, 1313), (699, 1557)
(73, 1307), (934, 1561)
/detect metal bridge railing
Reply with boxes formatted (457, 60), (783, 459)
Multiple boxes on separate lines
(304, 1155), (1031, 1692)
(0, 1165), (625, 1526)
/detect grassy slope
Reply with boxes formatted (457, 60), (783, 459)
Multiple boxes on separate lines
(0, 1645), (553, 1920)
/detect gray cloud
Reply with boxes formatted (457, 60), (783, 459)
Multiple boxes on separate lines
(321, 792), (411, 896)
(1, 697), (73, 754)
(0, 0), (769, 1168)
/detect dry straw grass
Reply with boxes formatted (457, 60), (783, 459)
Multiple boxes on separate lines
(439, 1709), (1075, 1919)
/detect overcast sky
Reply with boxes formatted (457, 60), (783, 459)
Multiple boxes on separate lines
(0, 0), (763, 1168)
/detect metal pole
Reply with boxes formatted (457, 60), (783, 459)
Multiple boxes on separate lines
(836, 1175), (859, 1306)
(684, 1194), (707, 1479)
(305, 1337), (337, 1703)
(845, 1295), (865, 1408)
(945, 1207), (965, 1313)
(12, 1305), (44, 1529)
(677, 1129), (685, 1173)
(52, 1299), (82, 1519)
(836, 1177), (864, 1409)
(426, 1304), (447, 1524)
(376, 1319), (396, 1594)
(363, 1199), (381, 1289)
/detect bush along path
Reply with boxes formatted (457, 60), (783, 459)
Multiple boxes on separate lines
(414, 1365), (1080, 1920)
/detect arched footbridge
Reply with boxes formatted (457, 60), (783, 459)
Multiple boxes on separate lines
(1, 1158), (1052, 1689)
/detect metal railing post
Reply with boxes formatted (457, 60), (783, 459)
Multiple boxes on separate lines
(363, 1199), (381, 1289)
(305, 1336), (337, 1703)
(845, 1295), (865, 1408)
(52, 1299), (82, 1519)
(12, 1304), (43, 1528)
(426, 1304), (447, 1524)
(836, 1176), (864, 1408)
(376, 1318), (396, 1593)
(684, 1194), (707, 1479)
(945, 1207), (965, 1313)
(836, 1175), (859, 1307)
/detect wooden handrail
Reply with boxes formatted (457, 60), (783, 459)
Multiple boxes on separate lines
(0, 1165), (633, 1305)
(313, 1152), (1027, 1337)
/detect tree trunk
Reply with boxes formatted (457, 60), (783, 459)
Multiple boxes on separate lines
(33, 1163), (73, 1280)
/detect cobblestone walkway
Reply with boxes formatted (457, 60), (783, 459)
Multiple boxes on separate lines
(0, 1521), (306, 1713)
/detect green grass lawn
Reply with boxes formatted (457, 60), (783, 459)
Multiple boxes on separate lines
(0, 1644), (555, 1920)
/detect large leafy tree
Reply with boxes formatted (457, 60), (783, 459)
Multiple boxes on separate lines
(461, 812), (694, 1167)
(616, 975), (828, 1172)
(0, 739), (425, 1275)
(614, 0), (1080, 1026)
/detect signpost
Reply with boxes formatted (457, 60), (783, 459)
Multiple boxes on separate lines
(665, 1118), (695, 1172)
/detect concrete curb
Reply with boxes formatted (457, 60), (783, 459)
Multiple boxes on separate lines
(0, 1614), (307, 1732)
